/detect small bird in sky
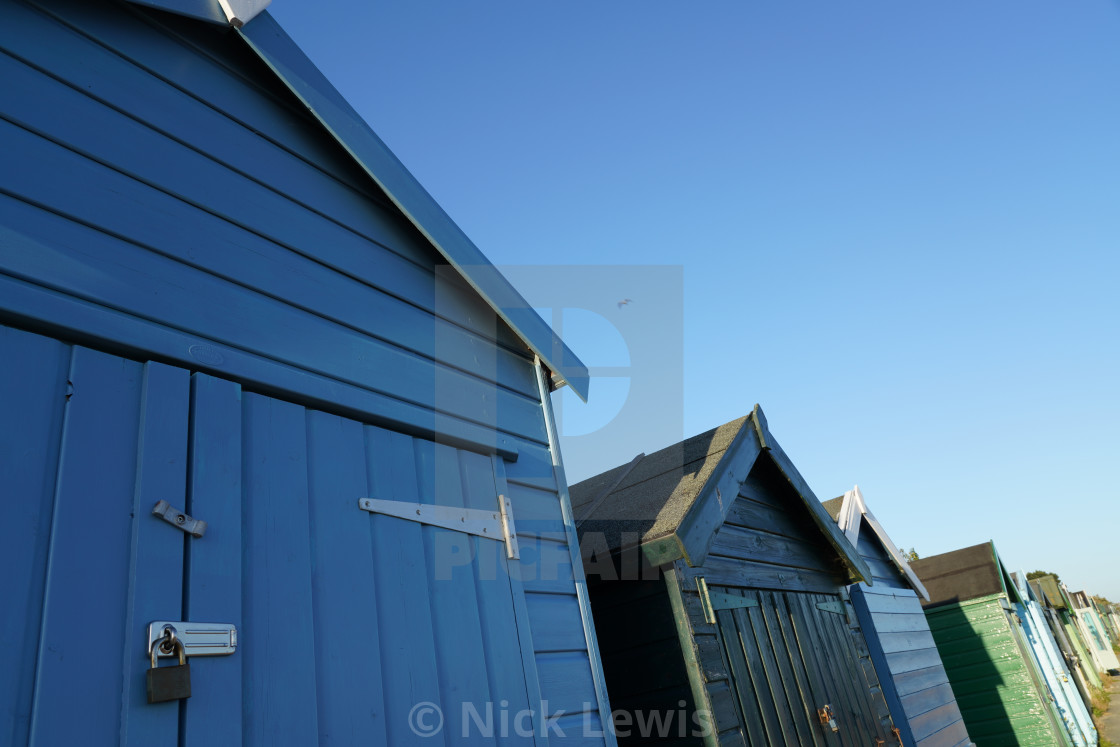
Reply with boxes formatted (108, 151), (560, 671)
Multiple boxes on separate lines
(617, 299), (633, 309)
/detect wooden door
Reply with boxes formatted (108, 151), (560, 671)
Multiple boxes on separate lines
(711, 587), (895, 747)
(1, 327), (544, 746)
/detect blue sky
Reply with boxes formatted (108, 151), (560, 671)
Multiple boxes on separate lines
(272, 1), (1120, 600)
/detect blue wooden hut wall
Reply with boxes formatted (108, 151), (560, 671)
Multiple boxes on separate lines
(822, 487), (971, 747)
(0, 0), (614, 744)
(1009, 573), (1097, 747)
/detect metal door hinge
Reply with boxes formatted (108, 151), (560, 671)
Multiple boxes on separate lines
(152, 500), (206, 538)
(359, 494), (520, 559)
(697, 577), (758, 623)
(148, 621), (237, 659)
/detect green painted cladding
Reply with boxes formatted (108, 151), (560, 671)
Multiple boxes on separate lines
(925, 596), (1063, 747)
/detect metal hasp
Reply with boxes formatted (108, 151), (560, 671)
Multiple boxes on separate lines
(818, 704), (839, 732)
(151, 500), (207, 538)
(148, 621), (238, 659)
(358, 495), (520, 560)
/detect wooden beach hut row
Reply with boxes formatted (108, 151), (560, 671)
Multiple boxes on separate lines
(1008, 573), (1097, 747)
(1030, 575), (1106, 700)
(909, 544), (1100, 747)
(571, 409), (972, 747)
(1068, 591), (1120, 676)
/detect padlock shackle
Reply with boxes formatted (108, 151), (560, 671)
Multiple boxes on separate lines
(150, 637), (186, 668)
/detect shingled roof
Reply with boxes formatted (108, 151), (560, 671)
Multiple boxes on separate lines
(571, 405), (872, 581)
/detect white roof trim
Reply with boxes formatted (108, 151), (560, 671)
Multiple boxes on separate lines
(838, 485), (930, 601)
(216, 0), (270, 27)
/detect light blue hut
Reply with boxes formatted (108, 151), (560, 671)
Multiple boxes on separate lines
(1009, 573), (1097, 747)
(0, 1), (614, 744)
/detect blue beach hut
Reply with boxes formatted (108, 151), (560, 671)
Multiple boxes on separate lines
(0, 1), (614, 744)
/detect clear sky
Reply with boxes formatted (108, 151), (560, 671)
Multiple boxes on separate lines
(271, 1), (1120, 600)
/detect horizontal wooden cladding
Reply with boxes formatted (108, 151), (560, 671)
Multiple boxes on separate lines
(0, 191), (545, 442)
(685, 555), (843, 595)
(911, 716), (970, 747)
(893, 665), (959, 698)
(27, 0), (379, 199)
(518, 539), (578, 595)
(708, 523), (838, 575)
(862, 611), (935, 635)
(0, 2), (560, 454)
(886, 648), (952, 676)
(925, 600), (1059, 747)
(506, 482), (567, 542)
(0, 2), (522, 351)
(536, 652), (599, 716)
(902, 683), (961, 722)
(525, 593), (589, 653)
(0, 85), (539, 395)
(878, 630), (938, 655)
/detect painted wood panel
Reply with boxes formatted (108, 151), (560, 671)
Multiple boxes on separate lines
(0, 328), (71, 746)
(849, 585), (968, 747)
(925, 597), (1063, 747)
(712, 587), (895, 747)
(2, 328), (607, 746)
(0, 0), (552, 457)
(29, 346), (145, 744)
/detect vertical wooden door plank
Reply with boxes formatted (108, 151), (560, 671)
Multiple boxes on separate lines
(306, 409), (387, 745)
(0, 327), (70, 747)
(491, 457), (546, 747)
(182, 373), (243, 746)
(416, 439), (496, 746)
(788, 594), (858, 747)
(774, 592), (833, 747)
(121, 362), (191, 747)
(30, 347), (144, 745)
(460, 451), (536, 746)
(808, 595), (876, 746)
(365, 426), (445, 747)
(713, 591), (767, 746)
(743, 593), (799, 746)
(731, 591), (785, 744)
(758, 591), (820, 747)
(241, 393), (319, 745)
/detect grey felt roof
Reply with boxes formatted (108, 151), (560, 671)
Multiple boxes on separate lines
(821, 496), (844, 522)
(570, 416), (750, 553)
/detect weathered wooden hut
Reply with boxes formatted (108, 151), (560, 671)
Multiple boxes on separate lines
(911, 543), (1073, 747)
(1068, 590), (1120, 675)
(1008, 573), (1097, 747)
(572, 407), (901, 746)
(822, 487), (971, 747)
(1029, 576), (1104, 697)
(0, 1), (615, 744)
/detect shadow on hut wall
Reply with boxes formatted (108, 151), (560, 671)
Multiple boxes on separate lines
(912, 544), (1064, 747)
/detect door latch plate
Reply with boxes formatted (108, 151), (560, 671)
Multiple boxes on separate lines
(148, 621), (237, 659)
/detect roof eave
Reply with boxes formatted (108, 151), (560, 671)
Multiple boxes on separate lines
(125, 0), (271, 27)
(752, 406), (874, 585)
(233, 12), (589, 400)
(671, 417), (764, 567)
